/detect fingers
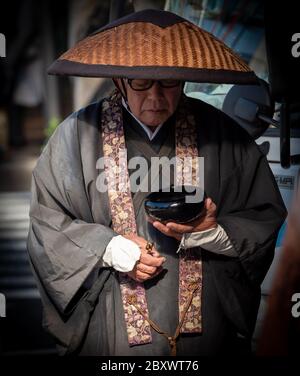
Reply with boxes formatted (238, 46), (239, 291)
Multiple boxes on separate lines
(128, 265), (164, 283)
(205, 197), (212, 210)
(121, 234), (171, 283)
(128, 243), (166, 283)
(152, 197), (217, 236)
(136, 262), (157, 275)
(205, 197), (217, 214)
(122, 233), (166, 267)
(146, 249), (160, 258)
(140, 251), (166, 267)
(123, 234), (162, 256)
(165, 222), (193, 234)
(152, 221), (182, 241)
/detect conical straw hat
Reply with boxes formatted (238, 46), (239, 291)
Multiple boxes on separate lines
(48, 9), (257, 84)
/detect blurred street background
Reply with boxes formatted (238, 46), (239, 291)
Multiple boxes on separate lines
(0, 0), (125, 355)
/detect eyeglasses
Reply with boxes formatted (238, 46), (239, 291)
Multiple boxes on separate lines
(127, 79), (181, 91)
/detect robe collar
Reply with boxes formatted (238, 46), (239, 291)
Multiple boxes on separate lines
(121, 97), (165, 141)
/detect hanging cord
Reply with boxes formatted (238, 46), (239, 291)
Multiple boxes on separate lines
(126, 281), (199, 356)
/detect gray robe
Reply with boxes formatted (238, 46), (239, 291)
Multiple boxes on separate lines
(27, 96), (286, 355)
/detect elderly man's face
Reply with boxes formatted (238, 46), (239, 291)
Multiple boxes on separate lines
(117, 79), (183, 127)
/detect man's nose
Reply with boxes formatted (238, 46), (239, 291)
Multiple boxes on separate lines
(147, 81), (164, 97)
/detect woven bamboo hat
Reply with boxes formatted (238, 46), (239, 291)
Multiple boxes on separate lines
(48, 9), (257, 84)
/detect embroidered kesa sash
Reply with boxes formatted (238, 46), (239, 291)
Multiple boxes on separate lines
(101, 90), (202, 347)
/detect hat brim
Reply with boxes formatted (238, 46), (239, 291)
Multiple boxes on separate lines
(48, 60), (258, 84)
(48, 9), (259, 85)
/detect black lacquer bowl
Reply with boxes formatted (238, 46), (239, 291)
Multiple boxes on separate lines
(144, 186), (205, 224)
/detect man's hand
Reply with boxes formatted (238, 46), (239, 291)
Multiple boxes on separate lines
(152, 197), (217, 241)
(123, 234), (166, 283)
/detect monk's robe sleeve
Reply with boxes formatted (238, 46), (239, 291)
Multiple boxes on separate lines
(216, 127), (287, 286)
(27, 113), (117, 315)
